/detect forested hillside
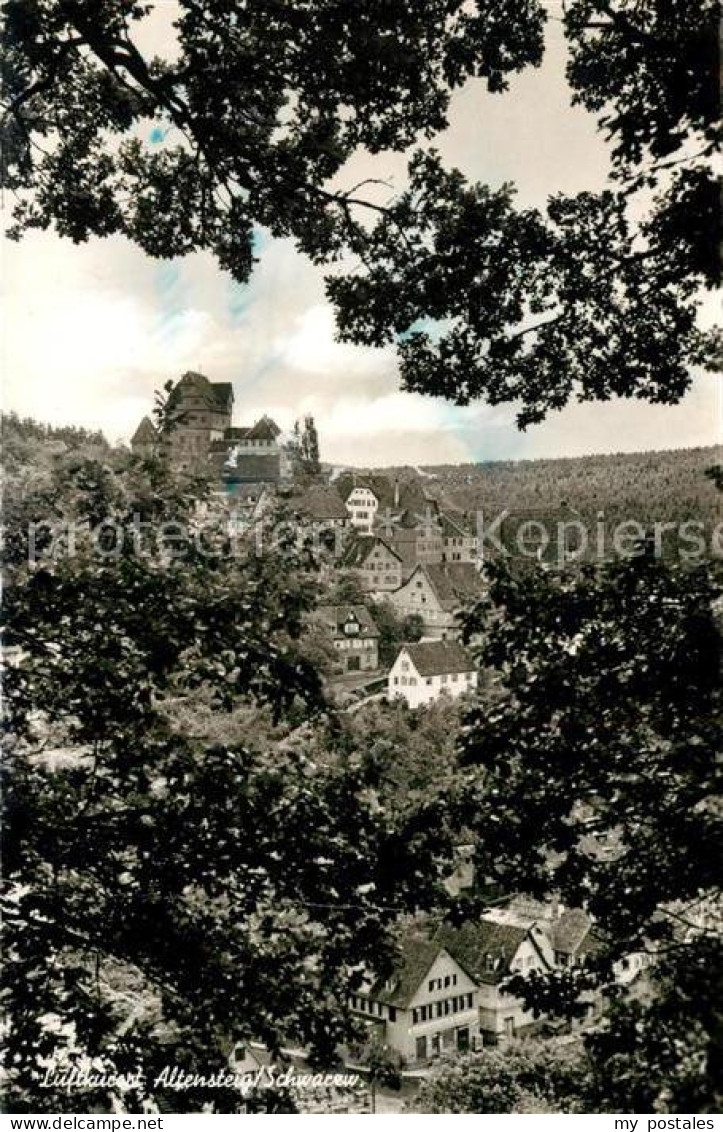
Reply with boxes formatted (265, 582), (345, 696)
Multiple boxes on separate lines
(370, 447), (721, 563)
(392, 447), (721, 524)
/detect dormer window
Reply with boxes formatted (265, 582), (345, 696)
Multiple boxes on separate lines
(344, 617), (360, 636)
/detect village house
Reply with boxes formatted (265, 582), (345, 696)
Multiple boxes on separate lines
(434, 911), (556, 1045)
(349, 933), (480, 1064)
(440, 511), (478, 564)
(384, 518), (445, 577)
(341, 535), (403, 592)
(314, 605), (380, 673)
(341, 483), (380, 533)
(386, 562), (486, 638)
(388, 641), (477, 708)
(211, 415), (285, 483)
(288, 486), (350, 554)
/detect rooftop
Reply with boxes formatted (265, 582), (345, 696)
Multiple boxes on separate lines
(315, 605), (380, 639)
(402, 640), (476, 677)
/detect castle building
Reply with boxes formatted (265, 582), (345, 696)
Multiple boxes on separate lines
(130, 372), (286, 483)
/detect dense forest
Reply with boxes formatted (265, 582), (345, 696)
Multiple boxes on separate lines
(377, 447), (722, 563)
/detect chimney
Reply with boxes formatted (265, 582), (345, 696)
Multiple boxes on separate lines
(394, 478), (400, 508)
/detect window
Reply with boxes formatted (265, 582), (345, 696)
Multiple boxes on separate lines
(444, 976), (451, 988)
(412, 1008), (419, 1025)
(452, 673), (458, 682)
(466, 993), (473, 1009)
(436, 1002), (443, 1018)
(444, 1000), (450, 1015)
(426, 678), (433, 686)
(393, 677), (399, 685)
(388, 1006), (397, 1022)
(441, 674), (448, 684)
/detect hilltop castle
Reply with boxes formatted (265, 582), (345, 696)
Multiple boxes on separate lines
(130, 371), (288, 483)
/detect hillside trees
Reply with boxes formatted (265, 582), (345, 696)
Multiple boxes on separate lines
(456, 551), (722, 1111)
(2, 1), (718, 420)
(1, 448), (458, 1112)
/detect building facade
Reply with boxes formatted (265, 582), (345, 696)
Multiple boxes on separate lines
(386, 562), (486, 639)
(388, 642), (477, 707)
(350, 937), (479, 1064)
(315, 605), (380, 673)
(130, 372), (287, 484)
(341, 536), (404, 592)
(343, 485), (380, 533)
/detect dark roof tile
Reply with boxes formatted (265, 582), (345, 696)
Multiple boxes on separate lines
(402, 641), (475, 677)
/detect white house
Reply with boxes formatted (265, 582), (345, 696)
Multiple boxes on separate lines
(350, 933), (480, 1064)
(388, 641), (477, 707)
(343, 484), (380, 533)
(435, 912), (556, 1045)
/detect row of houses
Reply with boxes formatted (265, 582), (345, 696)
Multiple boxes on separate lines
(349, 899), (641, 1066)
(310, 605), (479, 705)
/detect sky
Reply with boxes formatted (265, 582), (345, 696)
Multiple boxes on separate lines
(1, 5), (720, 467)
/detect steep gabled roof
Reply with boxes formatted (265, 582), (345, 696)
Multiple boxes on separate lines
(131, 416), (156, 445)
(341, 535), (402, 568)
(315, 604), (380, 638)
(439, 510), (474, 538)
(551, 909), (594, 955)
(292, 487), (348, 521)
(402, 641), (475, 678)
(423, 563), (485, 608)
(248, 417), (281, 440)
(367, 935), (446, 1009)
(434, 919), (535, 986)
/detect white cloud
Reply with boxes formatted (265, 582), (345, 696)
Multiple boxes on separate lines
(1, 18), (719, 465)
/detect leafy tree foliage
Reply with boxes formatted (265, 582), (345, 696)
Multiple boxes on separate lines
(409, 1040), (585, 1113)
(371, 600), (424, 667)
(455, 550), (722, 1110)
(296, 415), (321, 480)
(461, 551), (720, 945)
(1, 448), (456, 1112)
(1, 0), (543, 270)
(2, 1), (717, 420)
